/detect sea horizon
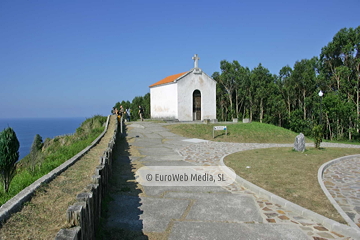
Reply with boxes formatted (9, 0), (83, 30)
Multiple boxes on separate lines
(0, 117), (88, 160)
(0, 116), (89, 120)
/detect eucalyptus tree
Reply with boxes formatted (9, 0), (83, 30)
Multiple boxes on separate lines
(270, 74), (289, 127)
(320, 26), (360, 134)
(218, 60), (237, 119)
(290, 58), (317, 120)
(213, 72), (229, 121)
(250, 63), (274, 123)
(278, 65), (294, 119)
(235, 65), (251, 119)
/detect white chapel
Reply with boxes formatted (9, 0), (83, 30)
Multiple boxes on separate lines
(149, 54), (217, 121)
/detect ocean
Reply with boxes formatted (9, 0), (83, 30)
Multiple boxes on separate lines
(0, 117), (86, 160)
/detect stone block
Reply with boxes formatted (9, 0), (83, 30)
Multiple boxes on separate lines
(293, 133), (306, 152)
(55, 227), (81, 240)
(243, 118), (251, 123)
(203, 119), (210, 124)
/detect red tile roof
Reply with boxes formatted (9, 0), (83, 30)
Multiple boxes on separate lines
(149, 71), (188, 87)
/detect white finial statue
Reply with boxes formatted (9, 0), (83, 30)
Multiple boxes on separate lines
(192, 54), (200, 69)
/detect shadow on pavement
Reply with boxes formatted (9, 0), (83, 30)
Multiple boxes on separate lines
(97, 126), (148, 240)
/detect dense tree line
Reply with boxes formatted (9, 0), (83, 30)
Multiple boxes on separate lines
(213, 26), (360, 141)
(113, 93), (150, 121)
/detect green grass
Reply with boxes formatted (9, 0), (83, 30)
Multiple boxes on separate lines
(165, 122), (360, 223)
(165, 122), (311, 143)
(0, 116), (106, 206)
(224, 147), (360, 223)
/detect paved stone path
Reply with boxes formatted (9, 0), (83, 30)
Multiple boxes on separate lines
(103, 122), (359, 240)
(323, 157), (360, 228)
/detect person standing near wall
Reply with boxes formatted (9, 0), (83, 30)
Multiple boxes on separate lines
(138, 106), (144, 121)
(119, 105), (125, 117)
(116, 110), (121, 123)
(126, 108), (131, 122)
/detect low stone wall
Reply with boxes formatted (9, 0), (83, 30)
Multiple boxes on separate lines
(0, 116), (111, 226)
(55, 118), (120, 240)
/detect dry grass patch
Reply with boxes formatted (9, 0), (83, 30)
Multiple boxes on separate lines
(0, 116), (117, 239)
(224, 147), (360, 223)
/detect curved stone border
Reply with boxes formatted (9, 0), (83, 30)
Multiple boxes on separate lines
(318, 154), (360, 230)
(0, 115), (111, 225)
(219, 154), (360, 239)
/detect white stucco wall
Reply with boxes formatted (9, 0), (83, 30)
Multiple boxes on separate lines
(177, 70), (216, 121)
(150, 83), (178, 119)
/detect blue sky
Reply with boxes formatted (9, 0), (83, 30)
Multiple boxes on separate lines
(1, 0), (359, 118)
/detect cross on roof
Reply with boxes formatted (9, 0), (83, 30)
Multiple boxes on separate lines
(192, 54), (200, 69)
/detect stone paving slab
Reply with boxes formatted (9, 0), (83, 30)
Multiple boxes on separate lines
(138, 147), (175, 156)
(127, 123), (145, 129)
(138, 155), (185, 162)
(182, 138), (209, 143)
(169, 222), (309, 240)
(157, 131), (180, 137)
(105, 195), (144, 231)
(106, 195), (189, 232)
(130, 138), (163, 147)
(163, 136), (190, 141)
(127, 133), (145, 139)
(142, 160), (196, 166)
(164, 192), (263, 223)
(142, 186), (229, 197)
(139, 197), (190, 232)
(143, 133), (163, 139)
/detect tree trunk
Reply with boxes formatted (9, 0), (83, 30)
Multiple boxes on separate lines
(260, 98), (263, 123)
(249, 91), (253, 121)
(326, 112), (332, 141)
(228, 93), (233, 119)
(349, 117), (352, 140)
(357, 87), (359, 133)
(235, 89), (239, 118)
(287, 95), (291, 119)
(278, 113), (282, 127)
(250, 102), (253, 122)
(303, 90), (306, 120)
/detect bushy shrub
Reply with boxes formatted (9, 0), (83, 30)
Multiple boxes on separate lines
(312, 124), (323, 149)
(0, 127), (20, 192)
(290, 109), (313, 136)
(29, 134), (43, 174)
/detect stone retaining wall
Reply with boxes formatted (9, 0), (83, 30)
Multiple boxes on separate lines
(55, 117), (120, 240)
(0, 115), (111, 226)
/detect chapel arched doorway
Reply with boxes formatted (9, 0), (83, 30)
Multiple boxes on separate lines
(193, 90), (201, 120)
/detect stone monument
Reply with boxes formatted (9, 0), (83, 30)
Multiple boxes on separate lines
(294, 133), (306, 152)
